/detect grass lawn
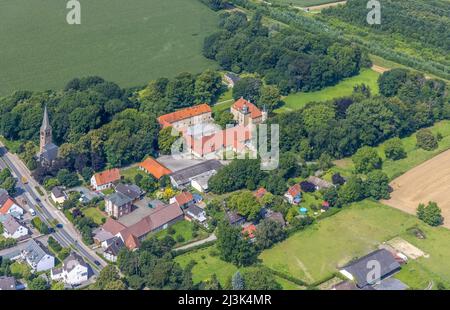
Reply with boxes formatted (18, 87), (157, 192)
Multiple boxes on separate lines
(175, 246), (238, 285)
(261, 199), (450, 287)
(0, 0), (218, 96)
(154, 220), (208, 245)
(82, 207), (106, 225)
(212, 91), (234, 114)
(333, 120), (450, 180)
(275, 69), (380, 113)
(0, 136), (23, 153)
(121, 166), (146, 183)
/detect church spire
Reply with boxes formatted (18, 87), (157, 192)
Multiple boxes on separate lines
(41, 105), (50, 131)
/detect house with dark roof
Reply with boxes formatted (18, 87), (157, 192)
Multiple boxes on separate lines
(103, 237), (125, 262)
(51, 252), (89, 286)
(307, 176), (335, 190)
(340, 249), (402, 288)
(170, 160), (223, 190)
(226, 210), (245, 226)
(0, 276), (17, 290)
(21, 239), (55, 272)
(0, 214), (28, 239)
(114, 183), (143, 201)
(50, 187), (67, 204)
(105, 192), (133, 219)
(184, 204), (207, 226)
(261, 209), (286, 227)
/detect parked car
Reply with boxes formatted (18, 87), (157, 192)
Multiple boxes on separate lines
(29, 208), (36, 216)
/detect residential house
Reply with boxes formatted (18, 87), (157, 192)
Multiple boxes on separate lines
(90, 168), (121, 191)
(0, 214), (28, 239)
(0, 276), (17, 290)
(21, 239), (55, 272)
(170, 160), (223, 190)
(97, 203), (184, 250)
(170, 191), (195, 209)
(242, 224), (257, 241)
(50, 187), (67, 204)
(105, 192), (133, 219)
(223, 72), (241, 88)
(103, 237), (125, 262)
(157, 104), (213, 130)
(261, 209), (286, 227)
(284, 184), (301, 205)
(138, 157), (172, 180)
(51, 252), (89, 286)
(0, 190), (24, 219)
(184, 204), (207, 226)
(114, 183), (143, 201)
(340, 249), (402, 289)
(307, 176), (335, 191)
(253, 187), (267, 199)
(230, 98), (267, 126)
(226, 210), (245, 226)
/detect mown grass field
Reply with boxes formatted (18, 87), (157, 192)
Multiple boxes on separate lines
(154, 220), (208, 246)
(333, 120), (450, 180)
(260, 200), (450, 288)
(0, 0), (218, 96)
(275, 69), (380, 113)
(82, 207), (106, 225)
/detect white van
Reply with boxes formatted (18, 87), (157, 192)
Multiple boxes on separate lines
(29, 208), (36, 216)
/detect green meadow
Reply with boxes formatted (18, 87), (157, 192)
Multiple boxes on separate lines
(0, 0), (218, 96)
(275, 69), (380, 113)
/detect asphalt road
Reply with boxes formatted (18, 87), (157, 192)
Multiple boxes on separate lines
(0, 144), (106, 276)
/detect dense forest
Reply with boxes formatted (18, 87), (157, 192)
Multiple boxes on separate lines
(203, 10), (366, 94)
(273, 69), (449, 160)
(0, 70), (223, 180)
(321, 0), (450, 79)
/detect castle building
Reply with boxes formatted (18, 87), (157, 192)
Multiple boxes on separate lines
(230, 98), (267, 126)
(37, 106), (59, 164)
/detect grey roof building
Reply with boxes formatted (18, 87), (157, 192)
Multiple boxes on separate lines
(22, 239), (55, 272)
(105, 192), (133, 207)
(37, 106), (59, 164)
(340, 249), (401, 288)
(170, 160), (223, 188)
(114, 183), (143, 201)
(0, 276), (17, 290)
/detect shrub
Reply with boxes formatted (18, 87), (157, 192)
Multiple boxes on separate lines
(384, 138), (407, 160)
(176, 235), (185, 243)
(416, 129), (438, 151)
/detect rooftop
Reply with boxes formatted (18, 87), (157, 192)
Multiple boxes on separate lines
(138, 157), (172, 180)
(170, 160), (223, 186)
(93, 168), (121, 187)
(232, 98), (262, 119)
(105, 191), (132, 207)
(157, 104), (212, 128)
(115, 183), (142, 200)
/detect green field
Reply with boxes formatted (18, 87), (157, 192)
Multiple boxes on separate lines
(82, 207), (106, 225)
(154, 220), (208, 245)
(260, 200), (450, 287)
(0, 0), (219, 96)
(275, 69), (380, 113)
(334, 120), (450, 180)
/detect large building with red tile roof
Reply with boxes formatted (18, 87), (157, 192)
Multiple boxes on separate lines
(138, 157), (172, 180)
(90, 168), (121, 191)
(157, 104), (213, 130)
(231, 98), (266, 126)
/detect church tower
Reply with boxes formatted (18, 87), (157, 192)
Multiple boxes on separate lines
(40, 106), (52, 153)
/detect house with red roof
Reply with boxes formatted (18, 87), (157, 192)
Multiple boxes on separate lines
(231, 98), (267, 126)
(90, 168), (121, 191)
(253, 187), (267, 199)
(170, 191), (194, 209)
(242, 224), (257, 241)
(284, 184), (302, 205)
(157, 104), (213, 130)
(0, 190), (23, 219)
(138, 157), (172, 180)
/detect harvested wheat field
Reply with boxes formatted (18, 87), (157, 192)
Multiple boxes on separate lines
(382, 149), (450, 228)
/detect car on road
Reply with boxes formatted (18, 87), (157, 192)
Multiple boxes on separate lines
(56, 223), (63, 229)
(94, 260), (101, 266)
(29, 208), (36, 216)
(21, 176), (28, 184)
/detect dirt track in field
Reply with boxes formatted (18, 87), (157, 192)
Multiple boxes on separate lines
(382, 149), (450, 229)
(305, 1), (347, 11)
